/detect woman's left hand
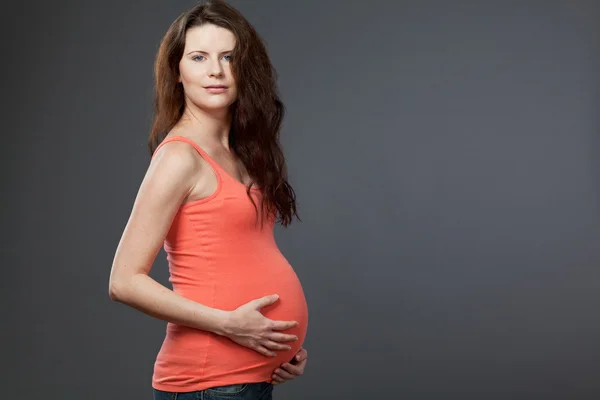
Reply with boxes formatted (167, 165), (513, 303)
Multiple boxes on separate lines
(271, 347), (307, 386)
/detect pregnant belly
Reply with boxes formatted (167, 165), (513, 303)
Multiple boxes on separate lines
(212, 256), (309, 370)
(158, 255), (308, 386)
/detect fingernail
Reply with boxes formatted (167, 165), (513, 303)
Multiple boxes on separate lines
(296, 355), (301, 360)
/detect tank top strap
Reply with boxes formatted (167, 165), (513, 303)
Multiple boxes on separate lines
(152, 136), (225, 181)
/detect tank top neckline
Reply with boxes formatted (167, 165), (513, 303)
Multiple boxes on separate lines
(159, 135), (260, 192)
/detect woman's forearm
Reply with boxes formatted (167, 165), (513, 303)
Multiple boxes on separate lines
(109, 274), (229, 336)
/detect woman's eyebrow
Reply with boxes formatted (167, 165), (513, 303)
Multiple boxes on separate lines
(186, 49), (233, 55)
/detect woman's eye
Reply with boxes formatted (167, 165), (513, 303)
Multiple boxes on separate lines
(191, 55), (230, 62)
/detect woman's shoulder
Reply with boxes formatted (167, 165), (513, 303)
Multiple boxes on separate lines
(151, 137), (203, 179)
(154, 125), (204, 158)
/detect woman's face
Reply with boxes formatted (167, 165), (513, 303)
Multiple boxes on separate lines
(178, 24), (238, 111)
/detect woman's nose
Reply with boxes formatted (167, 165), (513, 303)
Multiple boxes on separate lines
(208, 60), (224, 77)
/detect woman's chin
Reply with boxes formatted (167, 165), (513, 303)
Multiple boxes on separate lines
(192, 103), (234, 114)
(196, 99), (236, 111)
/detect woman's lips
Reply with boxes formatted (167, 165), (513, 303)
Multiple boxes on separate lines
(204, 86), (227, 94)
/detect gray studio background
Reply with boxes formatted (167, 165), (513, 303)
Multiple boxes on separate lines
(3, 1), (599, 399)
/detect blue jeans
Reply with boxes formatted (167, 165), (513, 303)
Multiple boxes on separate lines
(153, 382), (273, 400)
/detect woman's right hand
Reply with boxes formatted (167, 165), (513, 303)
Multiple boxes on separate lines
(221, 294), (299, 357)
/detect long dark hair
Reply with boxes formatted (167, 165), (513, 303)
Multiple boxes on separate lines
(148, 0), (299, 227)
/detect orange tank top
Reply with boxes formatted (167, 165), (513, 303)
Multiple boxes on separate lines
(150, 136), (309, 392)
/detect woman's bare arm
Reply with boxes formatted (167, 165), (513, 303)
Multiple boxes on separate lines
(108, 142), (228, 336)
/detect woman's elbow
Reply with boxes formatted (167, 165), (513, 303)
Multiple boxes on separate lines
(108, 282), (121, 301)
(108, 275), (128, 302)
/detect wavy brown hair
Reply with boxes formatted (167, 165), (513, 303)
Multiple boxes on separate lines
(148, 0), (299, 227)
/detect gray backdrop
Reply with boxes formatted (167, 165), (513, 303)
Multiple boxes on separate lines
(3, 0), (599, 399)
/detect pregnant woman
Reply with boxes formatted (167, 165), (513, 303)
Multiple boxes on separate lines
(108, 1), (309, 399)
